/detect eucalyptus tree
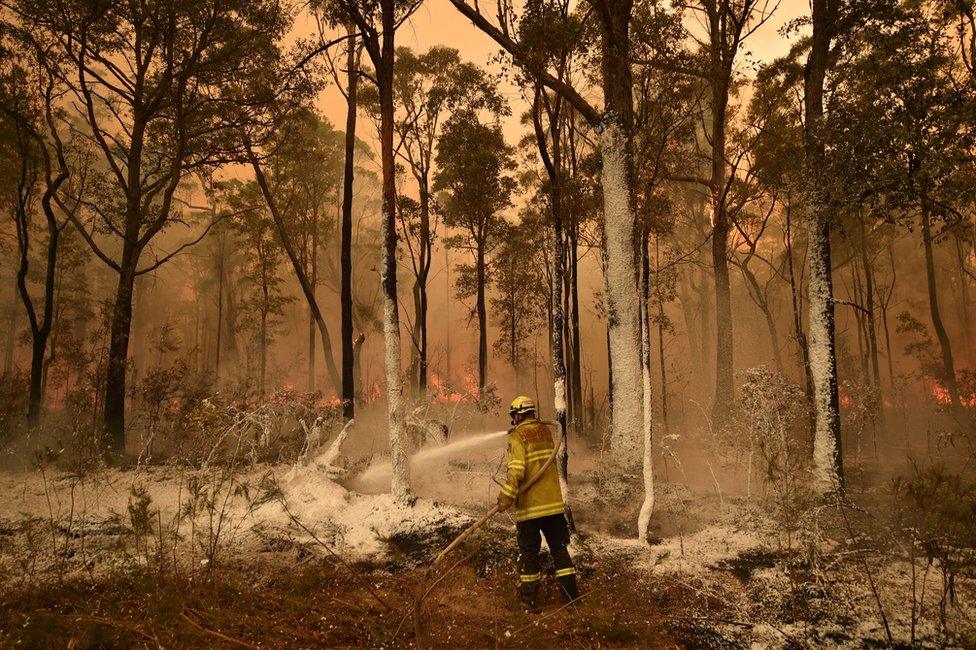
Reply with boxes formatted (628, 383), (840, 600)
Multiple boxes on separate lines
(224, 180), (292, 394)
(10, 0), (291, 454)
(313, 11), (362, 422)
(449, 0), (648, 469)
(434, 109), (516, 394)
(804, 0), (845, 491)
(266, 110), (345, 393)
(0, 33), (77, 426)
(491, 221), (547, 385)
(517, 0), (591, 534)
(660, 0), (780, 429)
(325, 0), (425, 500)
(830, 3), (976, 415)
(361, 46), (503, 394)
(747, 56), (813, 399)
(628, 0), (701, 538)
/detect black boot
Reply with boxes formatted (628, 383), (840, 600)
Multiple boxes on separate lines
(518, 580), (540, 612)
(557, 574), (580, 602)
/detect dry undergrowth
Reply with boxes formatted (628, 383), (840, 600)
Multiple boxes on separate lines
(0, 531), (721, 649)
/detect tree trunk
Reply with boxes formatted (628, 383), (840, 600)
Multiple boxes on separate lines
(658, 316), (669, 434)
(476, 242), (488, 392)
(597, 3), (644, 463)
(883, 242), (897, 390)
(785, 207), (814, 402)
(637, 231), (654, 542)
(3, 281), (16, 378)
(568, 224), (584, 434)
(415, 180), (432, 393)
(13, 137), (68, 427)
(215, 246), (224, 382)
(104, 259), (137, 456)
(377, 0), (410, 500)
(563, 251), (574, 429)
(532, 88), (574, 532)
(247, 148), (342, 397)
(740, 259), (785, 375)
(709, 71), (733, 428)
(881, 295), (896, 391)
(858, 217), (884, 427)
(308, 220), (318, 392)
(805, 0), (842, 493)
(445, 244), (452, 383)
(954, 234), (972, 352)
(224, 273), (240, 365)
(921, 201), (961, 411)
(340, 23), (358, 421)
(260, 304), (268, 395)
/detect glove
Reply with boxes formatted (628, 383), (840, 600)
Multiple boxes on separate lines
(497, 493), (515, 512)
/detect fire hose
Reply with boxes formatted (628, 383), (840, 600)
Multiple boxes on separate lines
(411, 420), (565, 643)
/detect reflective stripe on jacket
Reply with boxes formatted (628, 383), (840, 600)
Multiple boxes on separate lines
(498, 418), (564, 522)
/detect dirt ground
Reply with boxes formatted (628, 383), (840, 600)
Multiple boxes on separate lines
(0, 525), (745, 649)
(0, 428), (974, 648)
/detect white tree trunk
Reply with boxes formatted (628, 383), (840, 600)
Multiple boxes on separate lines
(383, 225), (411, 501)
(551, 237), (574, 529)
(808, 209), (841, 493)
(600, 118), (644, 465)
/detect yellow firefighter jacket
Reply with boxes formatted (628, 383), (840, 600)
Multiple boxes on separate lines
(498, 418), (564, 522)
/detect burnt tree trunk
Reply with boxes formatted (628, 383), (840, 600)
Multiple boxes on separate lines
(568, 221), (584, 433)
(340, 23), (359, 421)
(476, 241), (488, 392)
(921, 200), (961, 411)
(858, 217), (884, 427)
(308, 217), (318, 391)
(411, 179), (433, 393)
(785, 206), (814, 402)
(105, 255), (138, 454)
(533, 86), (574, 532)
(13, 134), (68, 427)
(708, 52), (733, 429)
(247, 146), (342, 397)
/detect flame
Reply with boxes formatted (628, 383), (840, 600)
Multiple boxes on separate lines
(427, 370), (478, 404)
(460, 369), (480, 397)
(428, 371), (464, 403)
(930, 383), (976, 408)
(838, 385), (853, 408)
(316, 396), (342, 409)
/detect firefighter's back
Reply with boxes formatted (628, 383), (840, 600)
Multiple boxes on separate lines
(510, 418), (564, 522)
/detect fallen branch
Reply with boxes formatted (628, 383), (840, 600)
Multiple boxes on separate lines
(43, 613), (157, 643)
(180, 610), (258, 649)
(392, 548), (479, 639)
(506, 587), (596, 640)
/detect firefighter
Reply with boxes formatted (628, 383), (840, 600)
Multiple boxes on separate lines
(497, 395), (579, 610)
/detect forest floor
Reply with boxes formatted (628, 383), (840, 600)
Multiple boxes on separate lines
(0, 452), (974, 648)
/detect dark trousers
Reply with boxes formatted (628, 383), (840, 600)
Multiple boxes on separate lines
(516, 513), (578, 601)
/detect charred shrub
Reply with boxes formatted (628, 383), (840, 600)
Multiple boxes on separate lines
(733, 366), (814, 549)
(891, 464), (976, 642)
(0, 370), (28, 446)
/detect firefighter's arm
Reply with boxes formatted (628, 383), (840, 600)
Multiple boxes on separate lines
(497, 433), (526, 511)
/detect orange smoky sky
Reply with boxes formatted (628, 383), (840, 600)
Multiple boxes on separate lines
(303, 0), (809, 150)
